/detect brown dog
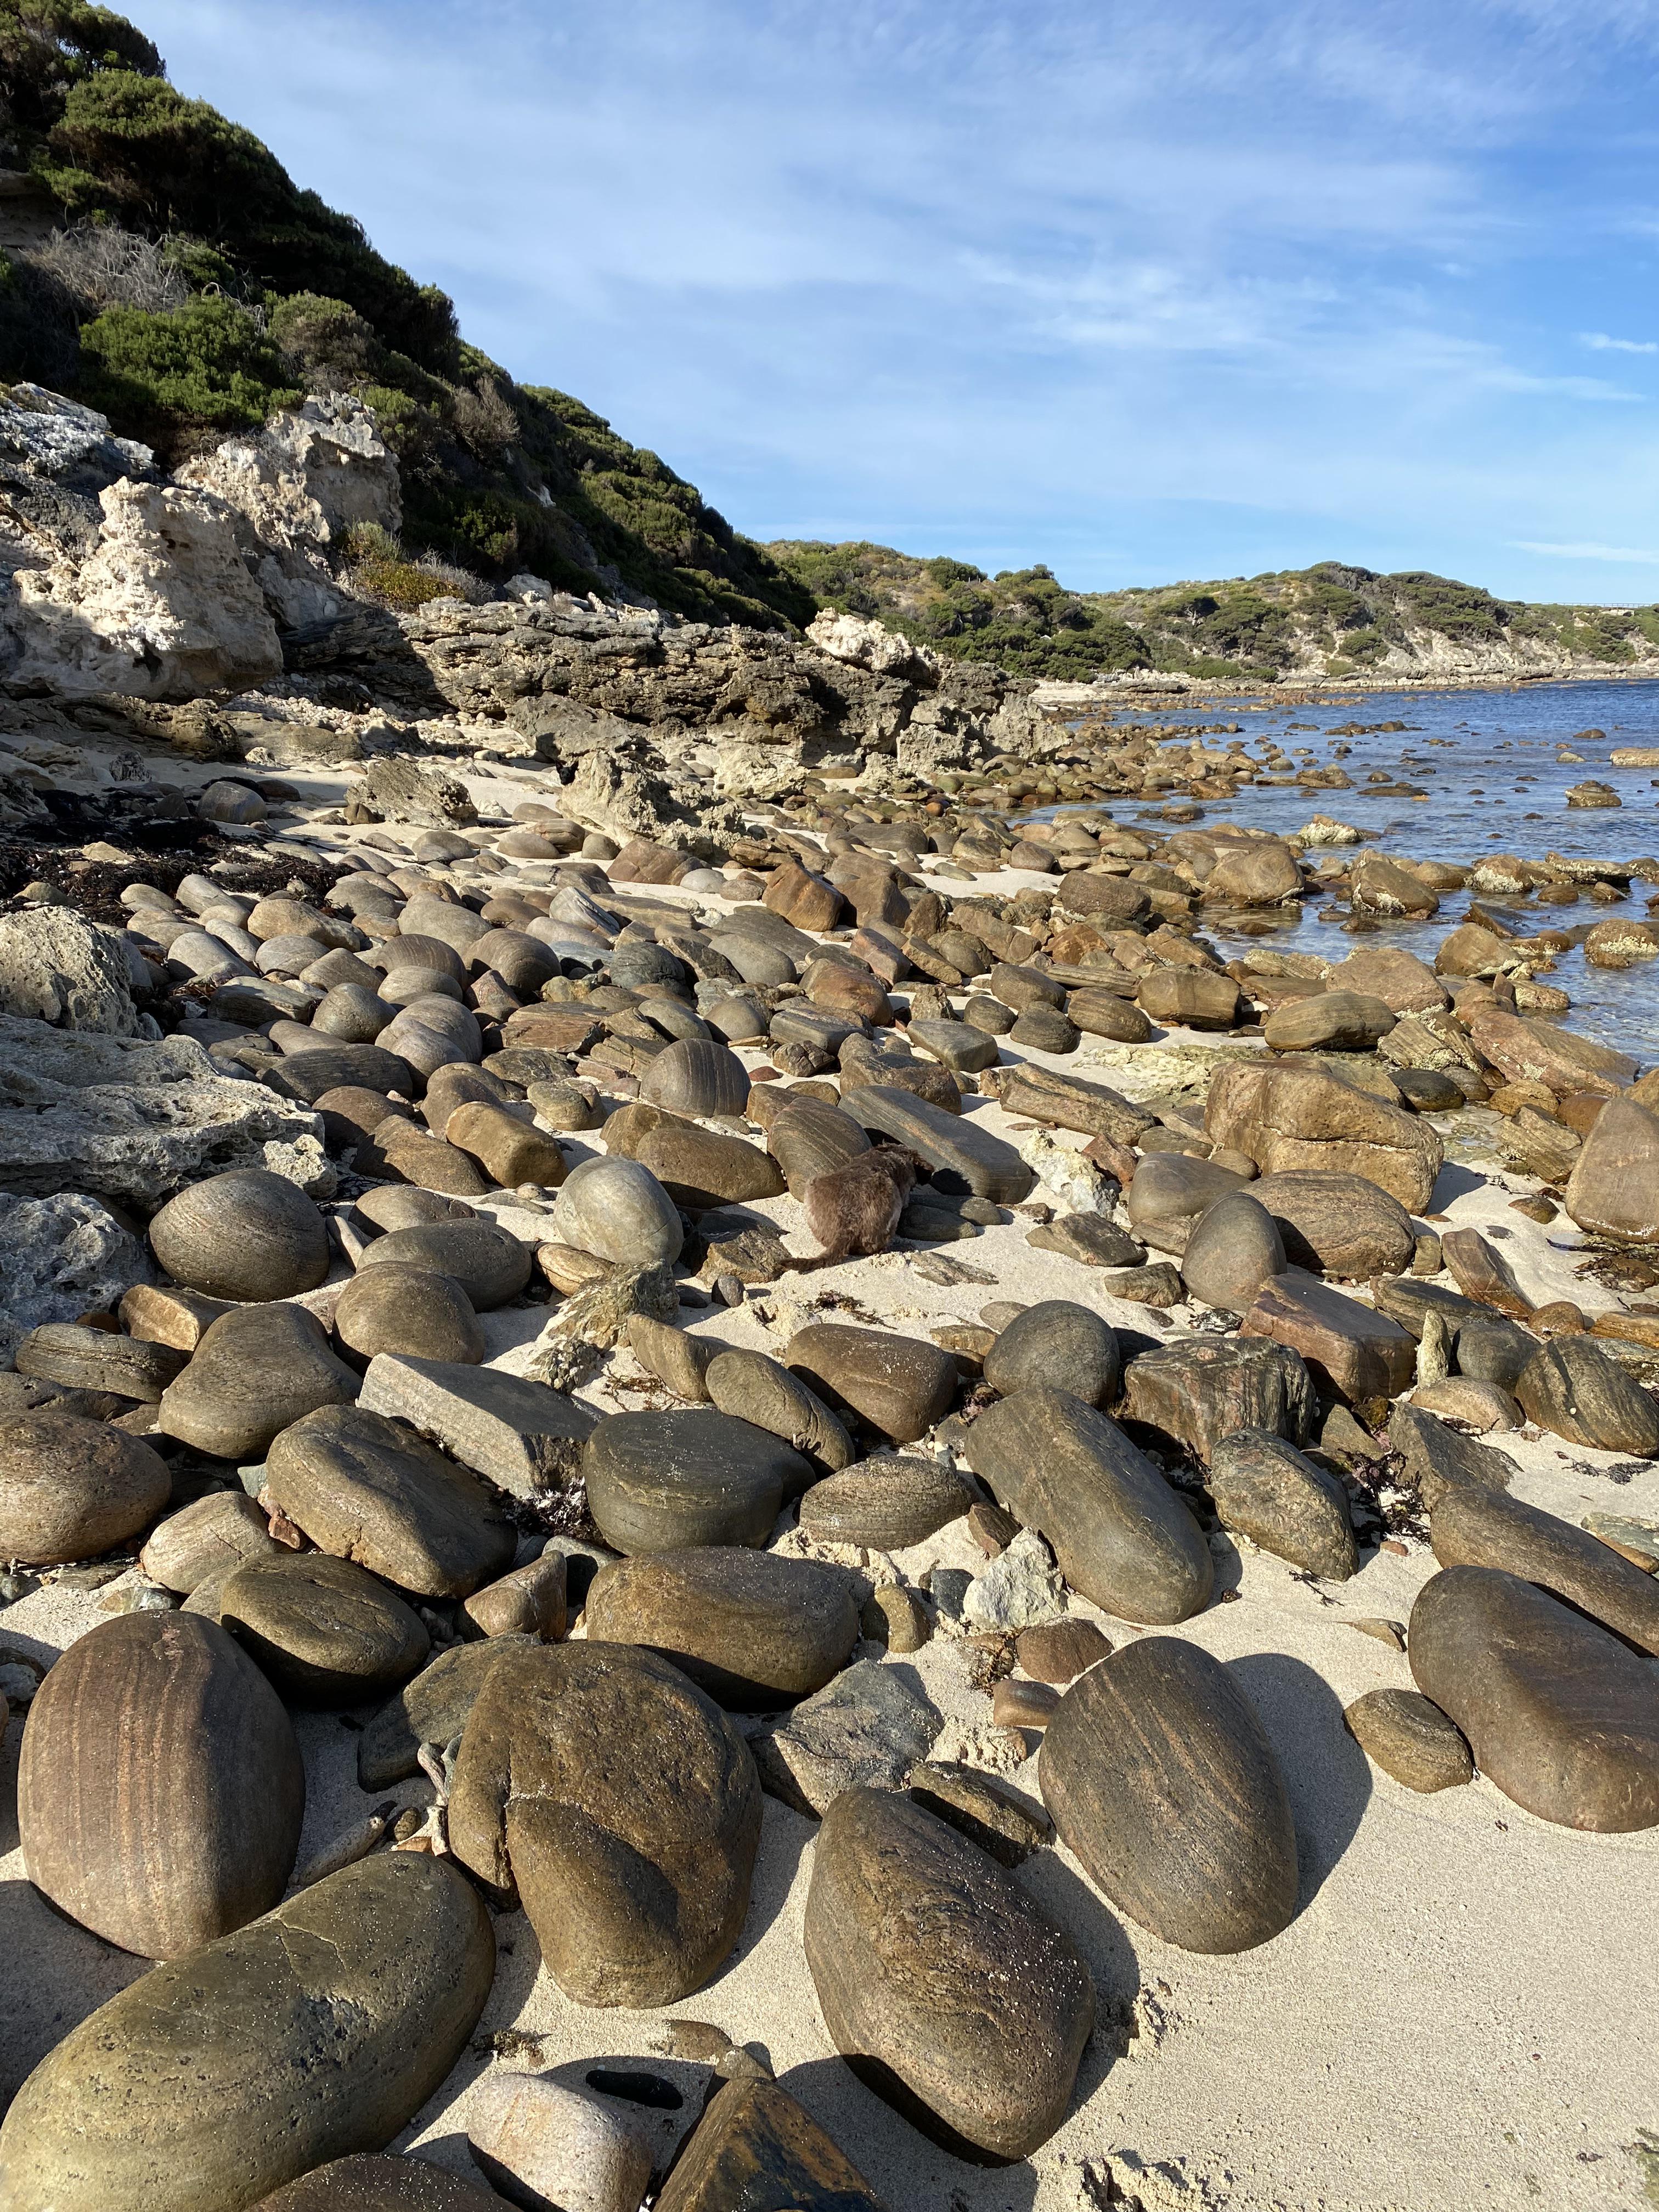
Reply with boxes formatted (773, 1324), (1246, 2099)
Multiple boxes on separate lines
(801, 1147), (923, 1262)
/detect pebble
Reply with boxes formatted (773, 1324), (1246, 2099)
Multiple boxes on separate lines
(17, 1611), (304, 1957)
(148, 1167), (330, 1301)
(1016, 1617), (1113, 1682)
(449, 1640), (761, 2004)
(466, 2074), (653, 2212)
(1344, 1687), (1474, 1792)
(803, 1786), (1094, 2160)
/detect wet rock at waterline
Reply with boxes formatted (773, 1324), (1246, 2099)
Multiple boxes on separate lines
(0, 1854), (495, 2212)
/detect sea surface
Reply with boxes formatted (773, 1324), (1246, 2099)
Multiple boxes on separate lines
(1066, 676), (1659, 1064)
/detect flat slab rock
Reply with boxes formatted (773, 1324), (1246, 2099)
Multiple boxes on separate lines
(358, 1354), (595, 1500)
(803, 1785), (1094, 2163)
(1041, 1634), (1300, 1954)
(1409, 1565), (1659, 1832)
(963, 1386), (1214, 1624)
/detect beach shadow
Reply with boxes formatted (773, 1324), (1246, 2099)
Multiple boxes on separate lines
(1229, 1651), (1372, 1911)
(0, 1877), (150, 2107)
(705, 1794), (814, 1985)
(779, 2055), (1042, 2202)
(1426, 1160), (1490, 1211)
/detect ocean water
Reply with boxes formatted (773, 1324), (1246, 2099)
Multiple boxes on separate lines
(1069, 676), (1659, 1064)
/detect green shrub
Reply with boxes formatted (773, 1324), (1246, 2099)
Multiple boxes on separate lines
(77, 293), (299, 455)
(267, 291), (375, 387)
(0, 2), (161, 149)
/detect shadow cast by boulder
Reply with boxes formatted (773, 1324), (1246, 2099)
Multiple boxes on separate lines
(1230, 1649), (1373, 1910)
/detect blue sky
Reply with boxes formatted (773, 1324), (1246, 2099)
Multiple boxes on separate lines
(138, 0), (1659, 602)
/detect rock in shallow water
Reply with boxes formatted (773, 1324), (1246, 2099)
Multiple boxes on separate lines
(0, 1854), (495, 2212)
(18, 1611), (304, 1958)
(584, 1545), (860, 1707)
(804, 1786), (1094, 2162)
(1409, 1565), (1659, 1832)
(1041, 1634), (1300, 1953)
(964, 1386), (1214, 1624)
(449, 1640), (760, 2005)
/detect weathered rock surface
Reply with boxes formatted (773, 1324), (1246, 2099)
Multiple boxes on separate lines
(1206, 1059), (1442, 1212)
(331, 1265), (484, 1365)
(252, 2156), (509, 2211)
(0, 1189), (150, 1361)
(18, 1612), (304, 1957)
(1240, 1269), (1416, 1408)
(1119, 1335), (1316, 1462)
(0, 909), (136, 1034)
(0, 1408), (170, 1565)
(264, 1403), (517, 1598)
(584, 1546), (860, 1706)
(1430, 1483), (1659, 1653)
(804, 1786), (1093, 2162)
(358, 1355), (594, 1499)
(0, 1015), (327, 1206)
(552, 1155), (684, 1267)
(465, 2074), (651, 2212)
(964, 1387), (1214, 1623)
(1179, 1191), (1286, 1312)
(449, 1640), (761, 2005)
(749, 1657), (941, 1816)
(140, 1490), (278, 1594)
(356, 1634), (538, 1790)
(1409, 1566), (1659, 1831)
(1514, 1335), (1659, 1457)
(1245, 1170), (1417, 1280)
(1387, 1400), (1516, 1509)
(1042, 1635), (1300, 1951)
(0, 1854), (494, 2211)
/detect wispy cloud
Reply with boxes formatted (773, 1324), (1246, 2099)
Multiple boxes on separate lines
(135, 0), (1659, 603)
(1514, 540), (1659, 561)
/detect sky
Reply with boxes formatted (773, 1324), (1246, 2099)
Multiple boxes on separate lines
(134, 0), (1659, 603)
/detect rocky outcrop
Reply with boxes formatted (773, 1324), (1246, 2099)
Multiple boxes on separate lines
(0, 383), (156, 579)
(180, 394), (400, 628)
(4, 477), (283, 698)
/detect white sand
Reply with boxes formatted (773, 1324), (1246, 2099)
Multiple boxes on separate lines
(3, 831), (1658, 2210)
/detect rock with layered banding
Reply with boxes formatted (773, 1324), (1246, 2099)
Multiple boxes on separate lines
(357, 1220), (533, 1309)
(803, 1786), (1094, 2162)
(704, 1347), (853, 1470)
(0, 1409), (170, 1565)
(1041, 1635), (1299, 1952)
(1409, 1565), (1659, 1831)
(1429, 1482), (1659, 1654)
(0, 1853), (495, 2212)
(963, 1387), (1213, 1623)
(149, 1168), (329, 1302)
(552, 1155), (684, 1268)
(1208, 1429), (1357, 1579)
(584, 1545), (860, 1707)
(17, 1611), (303, 1957)
(798, 1454), (973, 1549)
(785, 1323), (957, 1444)
(1344, 1687), (1472, 1793)
(448, 1639), (760, 2005)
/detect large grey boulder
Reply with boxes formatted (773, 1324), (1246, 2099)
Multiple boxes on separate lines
(0, 1015), (328, 1205)
(0, 1190), (150, 1361)
(0, 910), (136, 1034)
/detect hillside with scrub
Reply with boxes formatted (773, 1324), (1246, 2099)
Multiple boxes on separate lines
(767, 541), (1659, 683)
(0, 1), (814, 628)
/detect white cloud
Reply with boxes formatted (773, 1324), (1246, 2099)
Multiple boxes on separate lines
(1513, 540), (1659, 561)
(1581, 332), (1659, 353)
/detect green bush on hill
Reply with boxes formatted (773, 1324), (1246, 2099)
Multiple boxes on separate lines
(76, 292), (300, 450)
